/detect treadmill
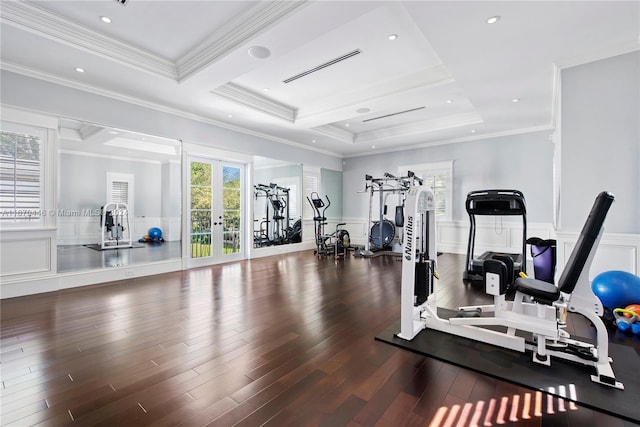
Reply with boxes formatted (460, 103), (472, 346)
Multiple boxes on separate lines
(463, 189), (527, 283)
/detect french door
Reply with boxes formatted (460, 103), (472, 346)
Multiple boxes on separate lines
(188, 157), (245, 267)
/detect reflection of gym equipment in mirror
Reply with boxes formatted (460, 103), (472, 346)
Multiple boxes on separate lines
(307, 192), (350, 258)
(100, 202), (132, 249)
(463, 189), (527, 284)
(359, 171), (423, 257)
(398, 187), (623, 389)
(253, 183), (301, 247)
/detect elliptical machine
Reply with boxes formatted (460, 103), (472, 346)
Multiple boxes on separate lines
(307, 192), (350, 258)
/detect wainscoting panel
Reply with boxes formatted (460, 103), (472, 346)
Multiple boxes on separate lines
(57, 216), (180, 245)
(342, 217), (555, 255)
(0, 228), (56, 281)
(556, 232), (639, 278)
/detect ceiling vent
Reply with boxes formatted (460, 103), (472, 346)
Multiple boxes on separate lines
(283, 49), (361, 84)
(113, 0), (129, 5)
(362, 106), (426, 123)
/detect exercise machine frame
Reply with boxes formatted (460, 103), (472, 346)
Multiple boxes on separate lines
(463, 189), (527, 283)
(398, 187), (623, 390)
(100, 202), (132, 249)
(360, 171), (422, 256)
(307, 192), (349, 258)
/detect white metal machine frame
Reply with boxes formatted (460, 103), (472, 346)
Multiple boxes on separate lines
(100, 202), (133, 249)
(398, 187), (623, 390)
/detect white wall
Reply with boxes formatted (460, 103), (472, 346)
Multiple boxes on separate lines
(560, 51), (639, 234)
(558, 51), (640, 276)
(343, 131), (555, 224)
(341, 131), (556, 252)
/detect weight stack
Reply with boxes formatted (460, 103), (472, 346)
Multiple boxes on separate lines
(415, 261), (428, 306)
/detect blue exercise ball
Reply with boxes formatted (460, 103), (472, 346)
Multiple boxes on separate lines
(592, 270), (640, 309)
(148, 227), (163, 240)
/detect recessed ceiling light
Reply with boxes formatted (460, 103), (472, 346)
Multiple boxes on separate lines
(100, 16), (112, 24)
(471, 129), (476, 133)
(247, 46), (271, 59)
(446, 99), (453, 104)
(487, 16), (500, 24)
(75, 67), (85, 73)
(312, 139), (316, 143)
(227, 114), (233, 118)
(345, 123), (350, 127)
(512, 98), (520, 103)
(388, 34), (398, 41)
(371, 145), (376, 149)
(263, 88), (269, 92)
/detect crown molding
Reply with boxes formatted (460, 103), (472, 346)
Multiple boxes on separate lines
(555, 39), (640, 70)
(176, 1), (308, 82)
(354, 112), (483, 144)
(312, 125), (355, 144)
(1, 1), (177, 79)
(344, 125), (554, 158)
(1, 63), (343, 158)
(211, 83), (296, 122)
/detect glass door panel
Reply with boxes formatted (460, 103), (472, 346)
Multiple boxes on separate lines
(188, 158), (244, 265)
(223, 165), (241, 255)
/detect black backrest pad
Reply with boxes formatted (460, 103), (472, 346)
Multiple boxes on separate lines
(558, 192), (614, 294)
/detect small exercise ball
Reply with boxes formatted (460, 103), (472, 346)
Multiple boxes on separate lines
(148, 227), (162, 240)
(591, 270), (640, 310)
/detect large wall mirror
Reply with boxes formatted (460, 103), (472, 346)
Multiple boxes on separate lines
(56, 118), (181, 273)
(252, 156), (302, 248)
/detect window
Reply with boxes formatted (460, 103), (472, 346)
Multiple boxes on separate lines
(399, 161), (453, 219)
(0, 124), (45, 224)
(106, 172), (134, 214)
(271, 177), (299, 220)
(303, 170), (319, 220)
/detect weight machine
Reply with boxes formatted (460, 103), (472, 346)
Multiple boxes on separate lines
(307, 192), (350, 258)
(253, 183), (299, 247)
(100, 202), (132, 249)
(398, 187), (623, 389)
(360, 171), (422, 257)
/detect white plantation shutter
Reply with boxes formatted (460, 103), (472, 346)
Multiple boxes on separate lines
(106, 173), (134, 215)
(111, 181), (129, 204)
(303, 171), (319, 220)
(0, 127), (44, 223)
(272, 177), (299, 219)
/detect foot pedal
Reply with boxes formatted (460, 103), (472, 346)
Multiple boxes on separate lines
(456, 307), (482, 318)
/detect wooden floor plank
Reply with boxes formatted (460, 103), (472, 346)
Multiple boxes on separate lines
(0, 252), (633, 427)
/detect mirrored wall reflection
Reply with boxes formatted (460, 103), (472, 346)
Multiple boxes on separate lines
(253, 156), (302, 248)
(56, 118), (181, 273)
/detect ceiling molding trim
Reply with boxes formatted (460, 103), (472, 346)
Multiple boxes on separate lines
(344, 125), (555, 158)
(312, 125), (355, 144)
(354, 112), (484, 143)
(1, 62), (342, 158)
(176, 0), (308, 81)
(59, 149), (163, 165)
(0, 1), (177, 79)
(555, 39), (640, 70)
(211, 83), (296, 122)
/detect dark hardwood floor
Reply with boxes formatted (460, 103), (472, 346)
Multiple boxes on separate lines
(1, 252), (637, 426)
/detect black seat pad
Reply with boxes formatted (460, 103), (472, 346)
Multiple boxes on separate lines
(513, 277), (560, 302)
